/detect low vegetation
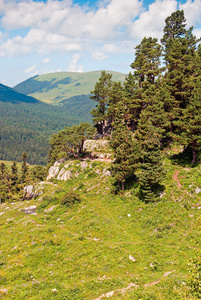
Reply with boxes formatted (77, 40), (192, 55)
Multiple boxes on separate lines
(0, 150), (200, 299)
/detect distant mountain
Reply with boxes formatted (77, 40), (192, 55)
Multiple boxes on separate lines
(0, 83), (38, 103)
(14, 71), (126, 105)
(0, 83), (88, 165)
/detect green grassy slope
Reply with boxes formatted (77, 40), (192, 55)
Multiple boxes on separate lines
(0, 152), (200, 299)
(14, 71), (126, 105)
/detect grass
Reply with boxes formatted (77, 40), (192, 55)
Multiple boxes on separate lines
(0, 152), (200, 299)
(0, 160), (36, 170)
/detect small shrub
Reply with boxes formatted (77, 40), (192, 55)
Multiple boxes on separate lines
(60, 191), (81, 207)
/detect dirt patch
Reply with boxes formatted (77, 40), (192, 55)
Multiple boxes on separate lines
(173, 169), (182, 189)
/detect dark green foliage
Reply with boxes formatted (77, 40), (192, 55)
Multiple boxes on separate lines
(130, 37), (162, 87)
(137, 120), (166, 201)
(0, 83), (38, 103)
(31, 165), (47, 181)
(60, 191), (81, 206)
(109, 104), (139, 191)
(90, 71), (112, 135)
(49, 123), (96, 165)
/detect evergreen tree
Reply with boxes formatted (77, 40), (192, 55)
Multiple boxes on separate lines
(21, 151), (29, 183)
(176, 81), (201, 164)
(137, 117), (166, 201)
(131, 37), (162, 88)
(109, 104), (139, 191)
(49, 123), (96, 165)
(123, 72), (140, 131)
(90, 71), (112, 136)
(11, 161), (19, 193)
(107, 81), (124, 126)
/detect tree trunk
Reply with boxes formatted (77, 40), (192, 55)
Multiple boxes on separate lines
(192, 147), (196, 164)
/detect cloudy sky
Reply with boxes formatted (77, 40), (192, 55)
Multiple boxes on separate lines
(0, 0), (201, 87)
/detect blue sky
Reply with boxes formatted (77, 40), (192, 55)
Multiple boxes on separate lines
(0, 0), (201, 87)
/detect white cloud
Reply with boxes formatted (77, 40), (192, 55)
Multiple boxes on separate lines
(67, 53), (83, 72)
(180, 0), (201, 27)
(92, 50), (108, 60)
(42, 57), (51, 64)
(130, 0), (177, 40)
(24, 64), (37, 74)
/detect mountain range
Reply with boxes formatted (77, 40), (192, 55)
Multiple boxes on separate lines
(0, 70), (126, 164)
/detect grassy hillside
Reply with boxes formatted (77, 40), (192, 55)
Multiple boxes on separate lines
(14, 71), (126, 105)
(0, 148), (200, 299)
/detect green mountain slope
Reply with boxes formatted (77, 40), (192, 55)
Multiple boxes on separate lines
(14, 71), (126, 105)
(0, 84), (89, 165)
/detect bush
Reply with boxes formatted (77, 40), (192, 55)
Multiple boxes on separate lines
(60, 191), (81, 207)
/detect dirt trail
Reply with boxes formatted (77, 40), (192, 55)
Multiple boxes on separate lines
(172, 169), (182, 189)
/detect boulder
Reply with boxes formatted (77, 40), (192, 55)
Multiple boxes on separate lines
(23, 185), (35, 200)
(22, 205), (37, 215)
(46, 166), (59, 180)
(57, 169), (72, 181)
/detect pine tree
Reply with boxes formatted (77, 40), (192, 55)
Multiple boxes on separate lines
(131, 37), (162, 88)
(107, 81), (124, 126)
(90, 71), (112, 136)
(21, 151), (29, 183)
(176, 81), (201, 164)
(109, 104), (139, 191)
(11, 161), (19, 193)
(137, 117), (166, 201)
(123, 72), (141, 131)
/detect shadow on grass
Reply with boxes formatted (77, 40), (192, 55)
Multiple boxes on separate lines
(170, 146), (200, 168)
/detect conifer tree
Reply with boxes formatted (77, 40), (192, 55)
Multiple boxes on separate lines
(131, 37), (162, 88)
(123, 72), (140, 131)
(11, 161), (19, 193)
(137, 117), (166, 201)
(107, 81), (123, 126)
(21, 151), (29, 183)
(176, 81), (201, 164)
(90, 71), (112, 136)
(109, 104), (139, 191)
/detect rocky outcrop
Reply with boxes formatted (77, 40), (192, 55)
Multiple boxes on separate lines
(23, 185), (43, 200)
(46, 157), (111, 182)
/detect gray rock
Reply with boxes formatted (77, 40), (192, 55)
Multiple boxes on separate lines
(57, 169), (71, 181)
(23, 185), (35, 199)
(195, 187), (201, 194)
(22, 205), (37, 215)
(47, 166), (59, 180)
(101, 170), (111, 178)
(80, 161), (88, 170)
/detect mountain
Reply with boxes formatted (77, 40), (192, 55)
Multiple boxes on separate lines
(0, 83), (38, 103)
(0, 83), (88, 165)
(14, 71), (126, 105)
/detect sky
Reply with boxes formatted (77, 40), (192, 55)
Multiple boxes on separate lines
(0, 0), (201, 87)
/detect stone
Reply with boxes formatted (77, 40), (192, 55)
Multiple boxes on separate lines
(57, 169), (71, 181)
(80, 161), (88, 170)
(23, 185), (35, 199)
(101, 170), (111, 178)
(46, 166), (59, 180)
(0, 289), (8, 295)
(22, 205), (37, 215)
(129, 255), (136, 262)
(195, 187), (201, 194)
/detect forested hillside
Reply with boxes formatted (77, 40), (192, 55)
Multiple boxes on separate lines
(0, 84), (89, 164)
